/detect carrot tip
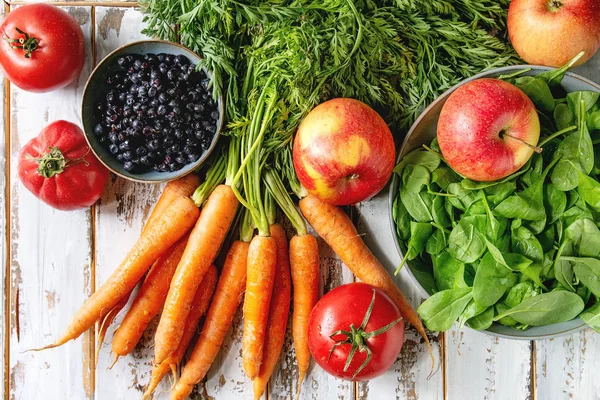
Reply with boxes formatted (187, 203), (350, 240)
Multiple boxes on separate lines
(24, 341), (61, 352)
(108, 354), (120, 370)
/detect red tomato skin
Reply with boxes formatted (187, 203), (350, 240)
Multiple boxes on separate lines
(0, 4), (85, 93)
(308, 282), (405, 381)
(18, 120), (109, 210)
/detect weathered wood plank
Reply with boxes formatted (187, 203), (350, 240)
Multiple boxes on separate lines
(536, 330), (600, 400)
(269, 225), (355, 400)
(93, 7), (162, 400)
(7, 6), (94, 400)
(355, 190), (444, 400)
(446, 331), (532, 400)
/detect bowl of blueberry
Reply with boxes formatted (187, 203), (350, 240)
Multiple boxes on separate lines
(82, 40), (224, 182)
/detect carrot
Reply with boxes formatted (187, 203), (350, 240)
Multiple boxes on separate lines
(35, 196), (199, 350)
(95, 290), (132, 363)
(253, 224), (291, 400)
(143, 174), (201, 234)
(154, 183), (239, 364)
(143, 264), (218, 399)
(242, 234), (277, 379)
(111, 234), (190, 360)
(299, 194), (432, 355)
(171, 240), (249, 400)
(289, 233), (320, 387)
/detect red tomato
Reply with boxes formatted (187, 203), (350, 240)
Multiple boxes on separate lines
(0, 4), (85, 92)
(308, 283), (405, 381)
(18, 120), (109, 210)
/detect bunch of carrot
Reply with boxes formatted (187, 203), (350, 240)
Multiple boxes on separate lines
(36, 69), (429, 400)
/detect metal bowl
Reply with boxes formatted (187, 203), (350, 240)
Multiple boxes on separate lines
(81, 40), (224, 183)
(388, 65), (600, 340)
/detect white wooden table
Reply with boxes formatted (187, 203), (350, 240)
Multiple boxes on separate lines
(1, 2), (599, 400)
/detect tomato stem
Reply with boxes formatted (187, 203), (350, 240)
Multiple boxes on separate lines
(26, 146), (90, 178)
(327, 289), (403, 379)
(3, 27), (40, 58)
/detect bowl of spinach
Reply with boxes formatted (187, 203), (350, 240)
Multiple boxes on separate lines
(389, 62), (600, 339)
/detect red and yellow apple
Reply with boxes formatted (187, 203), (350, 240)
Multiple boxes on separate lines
(508, 0), (600, 67)
(437, 78), (540, 182)
(293, 98), (395, 205)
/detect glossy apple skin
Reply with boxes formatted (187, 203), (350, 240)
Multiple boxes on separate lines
(293, 98), (395, 205)
(508, 0), (600, 67)
(437, 78), (540, 182)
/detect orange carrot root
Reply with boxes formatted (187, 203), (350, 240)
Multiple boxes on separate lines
(171, 240), (249, 400)
(253, 224), (292, 400)
(112, 234), (189, 358)
(299, 194), (432, 361)
(143, 174), (201, 234)
(242, 234), (278, 379)
(143, 265), (218, 399)
(289, 233), (320, 388)
(154, 184), (238, 365)
(34, 196), (199, 351)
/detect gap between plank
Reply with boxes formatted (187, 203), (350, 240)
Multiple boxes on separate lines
(530, 341), (537, 400)
(88, 6), (98, 395)
(3, 1), (11, 397)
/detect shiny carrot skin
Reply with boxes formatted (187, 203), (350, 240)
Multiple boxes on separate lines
(253, 224), (292, 400)
(171, 240), (249, 400)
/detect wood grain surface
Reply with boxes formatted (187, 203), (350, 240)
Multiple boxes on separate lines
(2, 2), (600, 400)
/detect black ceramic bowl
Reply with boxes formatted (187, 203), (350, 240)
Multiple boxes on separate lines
(82, 40), (224, 182)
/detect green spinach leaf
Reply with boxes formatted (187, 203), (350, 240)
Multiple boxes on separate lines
(563, 256), (600, 297)
(448, 220), (487, 263)
(544, 183), (567, 224)
(433, 251), (467, 291)
(564, 218), (600, 257)
(394, 148), (440, 176)
(580, 302), (600, 333)
(473, 252), (518, 307)
(417, 288), (473, 332)
(402, 164), (430, 193)
(426, 228), (447, 255)
(493, 291), (584, 326)
(514, 76), (555, 114)
(400, 189), (434, 222)
(466, 306), (494, 330)
(554, 103), (575, 131)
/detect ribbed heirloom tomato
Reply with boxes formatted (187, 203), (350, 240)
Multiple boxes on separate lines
(308, 283), (405, 381)
(0, 4), (85, 92)
(18, 120), (109, 211)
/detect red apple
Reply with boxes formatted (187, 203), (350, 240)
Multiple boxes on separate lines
(508, 0), (600, 67)
(437, 78), (540, 182)
(293, 98), (395, 205)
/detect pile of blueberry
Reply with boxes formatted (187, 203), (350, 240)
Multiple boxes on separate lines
(93, 53), (220, 173)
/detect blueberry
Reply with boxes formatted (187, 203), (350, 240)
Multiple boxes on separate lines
(122, 151), (133, 161)
(136, 146), (147, 156)
(116, 153), (124, 162)
(174, 54), (188, 65)
(168, 162), (179, 172)
(137, 86), (148, 97)
(154, 121), (163, 130)
(188, 152), (200, 162)
(193, 103), (204, 113)
(119, 141), (130, 151)
(210, 111), (219, 121)
(158, 93), (169, 104)
(147, 108), (156, 119)
(175, 155), (186, 164)
(172, 106), (181, 115)
(109, 144), (119, 154)
(147, 139), (159, 151)
(159, 63), (168, 74)
(117, 57), (127, 68)
(143, 126), (154, 136)
(118, 133), (126, 142)
(109, 132), (118, 143)
(133, 59), (143, 70)
(140, 155), (150, 165)
(94, 124), (104, 135)
(131, 119), (141, 129)
(174, 129), (183, 139)
(148, 87), (157, 97)
(106, 91), (116, 103)
(123, 161), (134, 171)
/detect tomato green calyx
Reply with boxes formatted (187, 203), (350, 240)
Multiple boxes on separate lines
(3, 27), (40, 58)
(27, 146), (90, 178)
(327, 289), (403, 379)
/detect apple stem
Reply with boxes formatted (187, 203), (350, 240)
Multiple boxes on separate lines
(503, 133), (543, 154)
